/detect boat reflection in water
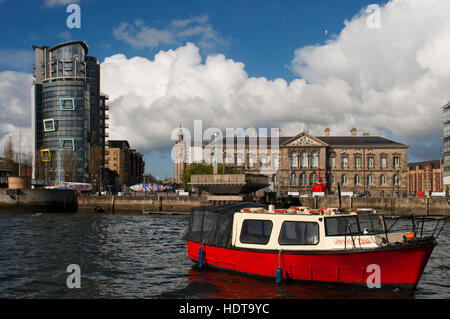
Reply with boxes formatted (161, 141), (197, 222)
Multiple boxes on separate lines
(184, 266), (414, 299)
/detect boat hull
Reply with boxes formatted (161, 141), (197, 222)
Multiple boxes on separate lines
(187, 239), (435, 290)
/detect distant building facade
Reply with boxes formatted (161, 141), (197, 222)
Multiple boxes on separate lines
(105, 140), (145, 187)
(175, 128), (409, 197)
(443, 102), (450, 192)
(408, 160), (444, 196)
(31, 41), (109, 184)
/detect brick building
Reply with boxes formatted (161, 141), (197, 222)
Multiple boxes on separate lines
(175, 128), (409, 197)
(105, 140), (145, 187)
(407, 160), (444, 196)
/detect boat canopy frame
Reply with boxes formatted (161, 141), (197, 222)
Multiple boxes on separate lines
(185, 202), (267, 248)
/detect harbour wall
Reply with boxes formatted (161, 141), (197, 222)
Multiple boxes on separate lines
(0, 188), (78, 213)
(78, 194), (449, 216)
(303, 196), (449, 216)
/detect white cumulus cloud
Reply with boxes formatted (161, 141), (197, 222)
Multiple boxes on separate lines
(113, 15), (230, 50)
(0, 71), (33, 158)
(101, 0), (450, 164)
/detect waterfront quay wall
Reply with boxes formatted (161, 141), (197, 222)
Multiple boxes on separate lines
(78, 194), (210, 214)
(78, 193), (449, 216)
(302, 196), (449, 216)
(0, 188), (78, 213)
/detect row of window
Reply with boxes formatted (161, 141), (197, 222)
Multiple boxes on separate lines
(288, 173), (400, 186)
(289, 151), (319, 168)
(239, 215), (384, 246)
(328, 156), (400, 169)
(240, 220), (319, 246)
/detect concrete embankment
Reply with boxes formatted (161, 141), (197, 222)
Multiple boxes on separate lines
(0, 188), (78, 213)
(78, 194), (210, 215)
(78, 194), (449, 216)
(302, 196), (449, 216)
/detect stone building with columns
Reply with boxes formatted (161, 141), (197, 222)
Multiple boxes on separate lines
(174, 127), (409, 197)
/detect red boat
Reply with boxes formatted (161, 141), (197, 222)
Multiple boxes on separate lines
(185, 202), (446, 291)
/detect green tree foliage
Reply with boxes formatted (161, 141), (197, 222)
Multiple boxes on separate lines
(181, 163), (241, 189)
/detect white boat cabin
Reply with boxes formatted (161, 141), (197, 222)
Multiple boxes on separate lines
(231, 206), (406, 251)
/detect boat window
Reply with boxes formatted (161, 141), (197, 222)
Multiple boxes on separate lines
(240, 219), (273, 245)
(325, 216), (359, 236)
(357, 213), (385, 235)
(278, 221), (319, 245)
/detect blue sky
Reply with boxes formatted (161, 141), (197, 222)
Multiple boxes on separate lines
(1, 0), (385, 79)
(1, 0), (447, 180)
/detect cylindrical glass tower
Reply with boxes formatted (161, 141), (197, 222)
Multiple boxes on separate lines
(33, 41), (93, 183)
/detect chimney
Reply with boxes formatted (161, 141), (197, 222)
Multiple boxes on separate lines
(324, 128), (330, 136)
(350, 128), (357, 136)
(362, 132), (369, 136)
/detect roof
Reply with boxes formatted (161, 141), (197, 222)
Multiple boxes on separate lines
(107, 140), (130, 150)
(49, 41), (89, 55)
(407, 160), (442, 170)
(185, 134), (407, 148)
(316, 136), (408, 147)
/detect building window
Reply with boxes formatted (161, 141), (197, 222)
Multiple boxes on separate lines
(381, 157), (387, 168)
(40, 149), (51, 162)
(310, 151), (318, 168)
(300, 173), (307, 186)
(368, 175), (374, 185)
(354, 175), (361, 185)
(59, 138), (75, 151)
(59, 98), (75, 110)
(290, 152), (298, 167)
(341, 174), (347, 185)
(248, 154), (255, 168)
(328, 174), (334, 185)
(380, 175), (386, 185)
(355, 156), (361, 169)
(290, 172), (298, 186)
(300, 152), (308, 168)
(310, 173), (316, 186)
(393, 156), (400, 168)
(328, 156), (335, 168)
(278, 222), (319, 245)
(260, 155), (267, 167)
(394, 175), (399, 185)
(43, 119), (56, 132)
(368, 157), (374, 168)
(342, 157), (348, 169)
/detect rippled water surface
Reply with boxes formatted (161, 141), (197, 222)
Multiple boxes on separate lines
(0, 212), (448, 299)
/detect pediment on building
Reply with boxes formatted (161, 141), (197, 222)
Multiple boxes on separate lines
(282, 132), (328, 147)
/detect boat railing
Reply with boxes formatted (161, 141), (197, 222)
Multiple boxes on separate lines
(341, 214), (447, 250)
(384, 215), (448, 242)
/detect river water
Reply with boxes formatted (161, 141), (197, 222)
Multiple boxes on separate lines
(0, 212), (448, 299)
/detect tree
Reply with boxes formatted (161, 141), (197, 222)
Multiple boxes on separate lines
(181, 163), (241, 189)
(62, 151), (77, 182)
(2, 136), (15, 172)
(3, 136), (14, 162)
(89, 144), (103, 191)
